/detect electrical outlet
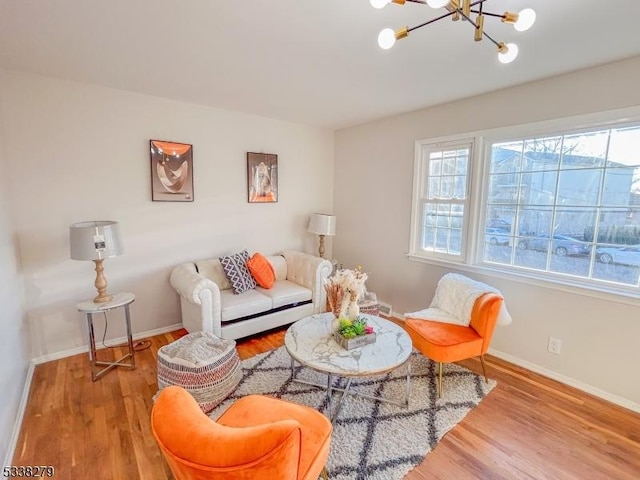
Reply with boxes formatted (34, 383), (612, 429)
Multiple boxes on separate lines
(548, 337), (562, 355)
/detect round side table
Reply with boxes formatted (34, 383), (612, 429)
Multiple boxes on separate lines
(77, 292), (136, 381)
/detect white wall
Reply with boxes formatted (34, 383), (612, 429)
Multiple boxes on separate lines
(0, 80), (32, 465)
(334, 56), (640, 406)
(0, 70), (334, 359)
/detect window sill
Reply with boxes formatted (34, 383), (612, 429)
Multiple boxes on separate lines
(406, 253), (640, 307)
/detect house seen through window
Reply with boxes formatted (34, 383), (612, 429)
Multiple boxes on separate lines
(410, 119), (640, 294)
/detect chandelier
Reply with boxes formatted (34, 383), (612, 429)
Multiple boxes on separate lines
(371, 0), (536, 64)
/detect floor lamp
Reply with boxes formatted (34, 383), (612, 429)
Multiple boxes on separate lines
(308, 213), (336, 258)
(70, 221), (124, 303)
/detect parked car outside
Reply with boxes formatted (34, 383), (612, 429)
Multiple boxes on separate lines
(487, 219), (511, 231)
(517, 234), (591, 256)
(596, 245), (640, 266)
(485, 227), (510, 246)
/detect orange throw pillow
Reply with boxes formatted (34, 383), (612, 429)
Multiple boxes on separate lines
(246, 253), (276, 289)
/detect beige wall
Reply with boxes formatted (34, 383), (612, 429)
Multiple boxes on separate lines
(0, 80), (31, 465)
(0, 70), (334, 359)
(334, 56), (640, 407)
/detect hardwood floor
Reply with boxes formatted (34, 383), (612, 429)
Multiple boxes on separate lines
(13, 324), (640, 479)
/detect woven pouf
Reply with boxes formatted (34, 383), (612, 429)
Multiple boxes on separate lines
(157, 331), (241, 413)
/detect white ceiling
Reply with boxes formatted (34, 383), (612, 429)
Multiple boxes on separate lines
(1, 0), (639, 130)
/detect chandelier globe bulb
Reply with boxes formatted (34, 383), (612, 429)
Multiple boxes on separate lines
(370, 0), (391, 9)
(378, 28), (397, 49)
(514, 8), (536, 32)
(498, 42), (519, 64)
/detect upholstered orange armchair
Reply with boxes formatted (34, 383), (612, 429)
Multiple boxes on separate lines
(151, 386), (332, 480)
(404, 274), (504, 398)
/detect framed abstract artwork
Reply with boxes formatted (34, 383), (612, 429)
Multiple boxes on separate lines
(150, 140), (194, 202)
(247, 152), (278, 203)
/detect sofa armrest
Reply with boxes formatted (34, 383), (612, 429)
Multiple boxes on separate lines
(170, 263), (224, 335)
(282, 251), (332, 313)
(170, 263), (221, 305)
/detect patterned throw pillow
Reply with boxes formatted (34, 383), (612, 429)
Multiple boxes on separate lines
(219, 250), (257, 294)
(246, 252), (276, 289)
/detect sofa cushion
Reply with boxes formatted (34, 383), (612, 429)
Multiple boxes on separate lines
(256, 280), (312, 309)
(220, 289), (273, 322)
(266, 255), (288, 281)
(246, 252), (276, 289)
(220, 250), (257, 294)
(194, 258), (232, 290)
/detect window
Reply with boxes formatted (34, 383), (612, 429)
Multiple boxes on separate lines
(409, 111), (640, 297)
(409, 139), (472, 262)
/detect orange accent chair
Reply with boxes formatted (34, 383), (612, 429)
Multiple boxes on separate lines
(151, 386), (332, 480)
(405, 293), (503, 398)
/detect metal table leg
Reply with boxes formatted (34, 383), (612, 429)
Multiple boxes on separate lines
(87, 310), (136, 382)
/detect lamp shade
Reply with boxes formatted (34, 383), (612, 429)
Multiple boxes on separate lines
(307, 213), (336, 236)
(70, 221), (124, 261)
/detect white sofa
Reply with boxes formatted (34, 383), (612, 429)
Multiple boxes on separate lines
(170, 250), (333, 340)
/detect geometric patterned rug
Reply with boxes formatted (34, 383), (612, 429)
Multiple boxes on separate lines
(208, 346), (496, 480)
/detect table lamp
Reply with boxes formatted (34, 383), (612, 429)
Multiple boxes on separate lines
(70, 220), (124, 303)
(307, 213), (336, 258)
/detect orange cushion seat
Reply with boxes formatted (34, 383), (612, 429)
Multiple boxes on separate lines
(405, 319), (483, 363)
(151, 386), (331, 480)
(218, 395), (332, 480)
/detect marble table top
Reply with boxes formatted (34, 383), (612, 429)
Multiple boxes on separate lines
(76, 292), (136, 313)
(284, 312), (412, 377)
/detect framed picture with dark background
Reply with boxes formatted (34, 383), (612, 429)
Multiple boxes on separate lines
(150, 140), (194, 202)
(247, 152), (278, 203)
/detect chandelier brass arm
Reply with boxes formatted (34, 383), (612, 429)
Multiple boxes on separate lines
(372, 0), (536, 64)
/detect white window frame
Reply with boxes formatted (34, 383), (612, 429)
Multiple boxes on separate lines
(407, 106), (640, 305)
(408, 137), (474, 263)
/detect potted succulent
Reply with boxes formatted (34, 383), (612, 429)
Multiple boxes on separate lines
(333, 316), (376, 350)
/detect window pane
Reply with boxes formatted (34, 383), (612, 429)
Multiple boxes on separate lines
(557, 169), (602, 206)
(419, 200), (465, 255)
(456, 156), (468, 175)
(523, 136), (561, 172)
(442, 155), (455, 175)
(602, 167), (639, 206)
(430, 158), (442, 176)
(441, 176), (454, 199)
(454, 176), (466, 199)
(428, 177), (440, 199)
(485, 207), (514, 232)
(422, 227), (436, 250)
(608, 126), (640, 167)
(450, 229), (462, 254)
(560, 131), (608, 169)
(518, 207), (553, 238)
(435, 229), (449, 251)
(593, 245), (640, 286)
(555, 208), (597, 240)
(521, 171), (558, 205)
(488, 173), (519, 204)
(491, 141), (522, 174)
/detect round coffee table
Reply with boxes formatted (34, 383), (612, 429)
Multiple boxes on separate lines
(285, 312), (412, 419)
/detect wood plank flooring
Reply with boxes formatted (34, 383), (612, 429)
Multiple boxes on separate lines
(13, 324), (640, 479)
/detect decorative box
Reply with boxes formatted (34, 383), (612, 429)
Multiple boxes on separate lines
(333, 331), (377, 350)
(359, 291), (379, 316)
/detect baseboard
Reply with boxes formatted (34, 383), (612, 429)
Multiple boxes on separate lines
(392, 312), (639, 413)
(488, 348), (640, 414)
(32, 323), (182, 365)
(10, 323), (183, 465)
(5, 361), (35, 468)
